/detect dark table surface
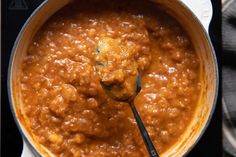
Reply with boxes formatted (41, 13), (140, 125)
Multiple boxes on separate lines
(1, 0), (222, 156)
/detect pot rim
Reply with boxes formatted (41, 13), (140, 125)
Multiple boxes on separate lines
(7, 0), (219, 157)
(171, 1), (219, 156)
(7, 1), (49, 156)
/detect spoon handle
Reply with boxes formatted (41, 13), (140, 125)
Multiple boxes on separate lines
(130, 102), (159, 157)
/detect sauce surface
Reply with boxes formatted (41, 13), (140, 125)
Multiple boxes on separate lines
(20, 0), (201, 156)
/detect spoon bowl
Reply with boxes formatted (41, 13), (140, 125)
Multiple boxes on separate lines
(100, 72), (142, 102)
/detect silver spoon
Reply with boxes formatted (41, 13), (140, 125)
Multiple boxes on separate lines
(100, 73), (159, 157)
(95, 38), (159, 157)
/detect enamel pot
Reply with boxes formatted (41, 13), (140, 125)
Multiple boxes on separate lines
(8, 0), (218, 156)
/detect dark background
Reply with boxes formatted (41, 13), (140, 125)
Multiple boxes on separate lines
(1, 0), (222, 156)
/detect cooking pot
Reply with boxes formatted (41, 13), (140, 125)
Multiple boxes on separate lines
(8, 0), (218, 156)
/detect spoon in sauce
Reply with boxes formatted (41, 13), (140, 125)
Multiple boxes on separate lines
(95, 37), (159, 157)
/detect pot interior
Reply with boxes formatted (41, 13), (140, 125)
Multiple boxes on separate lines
(9, 0), (218, 157)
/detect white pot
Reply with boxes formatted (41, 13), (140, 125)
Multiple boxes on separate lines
(8, 0), (218, 156)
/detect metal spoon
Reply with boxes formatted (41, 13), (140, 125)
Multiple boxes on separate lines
(100, 73), (159, 157)
(95, 38), (159, 157)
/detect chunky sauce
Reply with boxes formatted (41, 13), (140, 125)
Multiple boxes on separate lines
(95, 37), (139, 100)
(20, 0), (201, 156)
